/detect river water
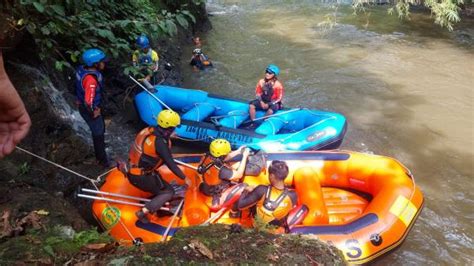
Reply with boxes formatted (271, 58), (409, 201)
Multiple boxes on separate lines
(179, 1), (474, 265)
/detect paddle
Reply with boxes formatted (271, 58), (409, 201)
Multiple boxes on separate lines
(241, 108), (301, 125)
(129, 75), (172, 110)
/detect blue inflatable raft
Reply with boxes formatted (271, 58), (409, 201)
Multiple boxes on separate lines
(135, 85), (347, 151)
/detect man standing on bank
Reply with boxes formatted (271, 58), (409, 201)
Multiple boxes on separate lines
(75, 48), (110, 167)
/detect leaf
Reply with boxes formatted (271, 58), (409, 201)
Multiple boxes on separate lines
(181, 10), (196, 23)
(165, 19), (177, 35)
(51, 5), (65, 16)
(176, 14), (188, 28)
(43, 245), (55, 257)
(55, 61), (63, 71)
(189, 239), (213, 259)
(40, 26), (50, 35)
(32, 2), (45, 13)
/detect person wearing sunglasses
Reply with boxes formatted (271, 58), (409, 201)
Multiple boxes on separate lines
(249, 64), (284, 122)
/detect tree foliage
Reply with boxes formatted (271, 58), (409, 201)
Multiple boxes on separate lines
(353, 0), (464, 31)
(2, 0), (200, 71)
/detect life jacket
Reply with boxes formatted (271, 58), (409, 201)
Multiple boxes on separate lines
(137, 49), (154, 66)
(256, 186), (294, 223)
(75, 65), (104, 108)
(128, 127), (171, 172)
(197, 154), (225, 186)
(260, 80), (274, 103)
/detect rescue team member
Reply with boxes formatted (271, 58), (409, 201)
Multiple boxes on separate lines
(237, 160), (297, 228)
(248, 64), (284, 121)
(197, 139), (250, 217)
(75, 48), (110, 167)
(190, 37), (212, 71)
(132, 34), (159, 83)
(122, 110), (191, 223)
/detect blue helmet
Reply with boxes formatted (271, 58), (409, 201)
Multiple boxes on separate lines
(82, 48), (106, 67)
(266, 64), (280, 76)
(136, 35), (150, 49)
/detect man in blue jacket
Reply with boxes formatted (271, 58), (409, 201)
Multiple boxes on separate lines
(75, 48), (110, 167)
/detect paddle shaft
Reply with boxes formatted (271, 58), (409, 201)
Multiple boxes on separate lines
(161, 199), (184, 242)
(242, 108), (301, 125)
(129, 75), (171, 110)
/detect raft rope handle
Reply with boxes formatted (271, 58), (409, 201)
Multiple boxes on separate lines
(14, 146), (139, 245)
(173, 135), (215, 142)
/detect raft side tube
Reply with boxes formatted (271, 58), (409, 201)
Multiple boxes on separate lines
(182, 103), (216, 122)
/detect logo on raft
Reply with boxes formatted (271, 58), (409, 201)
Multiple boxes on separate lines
(101, 206), (121, 229)
(306, 130), (326, 142)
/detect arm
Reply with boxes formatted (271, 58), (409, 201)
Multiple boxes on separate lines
(237, 185), (267, 210)
(255, 80), (263, 100)
(155, 137), (186, 180)
(227, 148), (250, 181)
(271, 81), (284, 105)
(0, 52), (31, 158)
(151, 50), (159, 72)
(82, 75), (98, 111)
(132, 51), (138, 67)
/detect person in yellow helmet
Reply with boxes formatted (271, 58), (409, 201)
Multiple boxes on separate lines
(238, 160), (297, 228)
(120, 109), (191, 223)
(197, 139), (251, 217)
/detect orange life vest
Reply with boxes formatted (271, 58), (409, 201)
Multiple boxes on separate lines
(128, 127), (171, 172)
(256, 186), (294, 223)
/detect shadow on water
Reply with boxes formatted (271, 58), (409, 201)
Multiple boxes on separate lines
(184, 2), (473, 264)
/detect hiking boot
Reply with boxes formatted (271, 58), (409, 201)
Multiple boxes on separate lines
(135, 210), (150, 224)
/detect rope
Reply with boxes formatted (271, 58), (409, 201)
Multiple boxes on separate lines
(15, 147), (98, 183)
(14, 146), (139, 244)
(173, 135), (215, 142)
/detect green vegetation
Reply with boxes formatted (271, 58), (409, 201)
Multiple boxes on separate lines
(353, 0), (470, 31)
(3, 0), (202, 71)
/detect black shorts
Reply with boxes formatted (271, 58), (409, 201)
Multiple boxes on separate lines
(249, 99), (281, 113)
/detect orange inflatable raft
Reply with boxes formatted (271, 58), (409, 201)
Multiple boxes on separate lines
(90, 151), (423, 264)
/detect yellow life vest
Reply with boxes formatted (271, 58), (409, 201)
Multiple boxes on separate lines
(256, 186), (294, 223)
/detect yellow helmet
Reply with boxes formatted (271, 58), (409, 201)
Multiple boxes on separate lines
(209, 139), (231, 158)
(157, 109), (180, 128)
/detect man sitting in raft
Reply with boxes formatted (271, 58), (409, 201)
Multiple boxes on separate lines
(197, 139), (251, 217)
(132, 34), (160, 84)
(190, 37), (212, 71)
(249, 64), (284, 122)
(119, 110), (191, 223)
(237, 160), (297, 229)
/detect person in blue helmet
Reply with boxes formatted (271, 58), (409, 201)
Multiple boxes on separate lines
(75, 48), (110, 167)
(249, 64), (285, 121)
(132, 35), (160, 83)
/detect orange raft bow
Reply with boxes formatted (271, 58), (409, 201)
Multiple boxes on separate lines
(91, 150), (423, 264)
